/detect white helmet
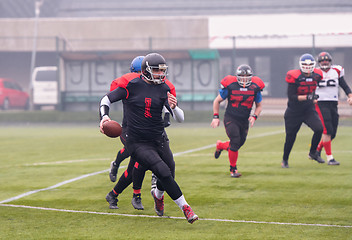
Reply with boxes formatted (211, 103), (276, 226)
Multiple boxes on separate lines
(299, 53), (316, 74)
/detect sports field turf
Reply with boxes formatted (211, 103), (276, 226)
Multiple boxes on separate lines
(0, 123), (351, 239)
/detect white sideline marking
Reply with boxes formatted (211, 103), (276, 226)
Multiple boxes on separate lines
(0, 204), (351, 228)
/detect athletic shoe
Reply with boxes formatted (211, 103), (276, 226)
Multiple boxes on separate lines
(151, 189), (164, 216)
(281, 159), (289, 168)
(109, 161), (119, 182)
(214, 140), (223, 159)
(308, 151), (325, 163)
(316, 149), (322, 158)
(230, 169), (242, 178)
(105, 192), (118, 209)
(131, 193), (144, 210)
(151, 173), (157, 190)
(182, 205), (198, 224)
(328, 159), (340, 165)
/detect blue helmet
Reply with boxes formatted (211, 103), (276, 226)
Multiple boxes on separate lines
(299, 53), (315, 74)
(130, 56), (145, 73)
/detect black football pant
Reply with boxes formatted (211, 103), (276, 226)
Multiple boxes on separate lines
(224, 115), (249, 152)
(283, 108), (323, 161)
(127, 138), (181, 200)
(315, 101), (339, 139)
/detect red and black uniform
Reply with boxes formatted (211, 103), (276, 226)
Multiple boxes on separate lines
(102, 74), (181, 200)
(108, 73), (145, 195)
(221, 75), (264, 152)
(283, 69), (324, 161)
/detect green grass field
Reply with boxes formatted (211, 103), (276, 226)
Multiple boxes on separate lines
(0, 123), (351, 239)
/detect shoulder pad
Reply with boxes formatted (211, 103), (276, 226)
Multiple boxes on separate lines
(286, 69), (301, 83)
(118, 72), (140, 88)
(313, 68), (323, 78)
(165, 79), (176, 97)
(221, 75), (237, 88)
(332, 65), (344, 77)
(251, 76), (265, 90)
(110, 77), (120, 91)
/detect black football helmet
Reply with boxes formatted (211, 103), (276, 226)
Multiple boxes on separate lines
(236, 64), (253, 87)
(317, 52), (332, 70)
(141, 53), (168, 84)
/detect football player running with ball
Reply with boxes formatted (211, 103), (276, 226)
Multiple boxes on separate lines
(315, 52), (352, 165)
(99, 53), (198, 224)
(211, 64), (265, 178)
(281, 53), (324, 168)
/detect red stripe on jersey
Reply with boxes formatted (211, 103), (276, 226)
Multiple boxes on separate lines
(332, 67), (341, 78)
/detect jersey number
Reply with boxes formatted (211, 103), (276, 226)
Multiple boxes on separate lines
(318, 79), (337, 87)
(144, 98), (152, 118)
(230, 95), (254, 109)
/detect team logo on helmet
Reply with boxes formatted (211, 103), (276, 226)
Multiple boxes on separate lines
(299, 53), (316, 74)
(236, 64), (253, 87)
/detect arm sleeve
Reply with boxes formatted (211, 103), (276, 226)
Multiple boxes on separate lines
(171, 106), (184, 123)
(254, 91), (262, 103)
(99, 87), (127, 119)
(287, 83), (299, 102)
(339, 76), (352, 95)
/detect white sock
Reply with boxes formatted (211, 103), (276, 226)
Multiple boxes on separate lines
(155, 188), (164, 200)
(173, 195), (188, 210)
(327, 155), (334, 161)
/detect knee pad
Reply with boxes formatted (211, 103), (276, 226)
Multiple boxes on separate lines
(150, 161), (172, 180)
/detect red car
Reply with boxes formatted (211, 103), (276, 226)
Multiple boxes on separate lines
(0, 78), (30, 110)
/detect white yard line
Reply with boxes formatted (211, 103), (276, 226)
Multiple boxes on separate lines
(3, 129), (351, 228)
(0, 203), (351, 228)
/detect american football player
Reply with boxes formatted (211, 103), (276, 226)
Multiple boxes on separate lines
(315, 52), (352, 165)
(282, 53), (324, 168)
(211, 64), (265, 177)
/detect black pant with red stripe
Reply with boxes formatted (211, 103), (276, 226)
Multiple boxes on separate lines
(126, 135), (181, 200)
(315, 101), (339, 140)
(283, 106), (323, 161)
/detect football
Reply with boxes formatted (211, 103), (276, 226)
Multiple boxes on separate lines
(102, 120), (122, 138)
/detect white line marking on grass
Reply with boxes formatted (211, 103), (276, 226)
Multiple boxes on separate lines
(0, 169), (106, 204)
(174, 130), (284, 157)
(1, 129), (351, 228)
(0, 165), (125, 204)
(0, 130), (284, 204)
(1, 204), (351, 228)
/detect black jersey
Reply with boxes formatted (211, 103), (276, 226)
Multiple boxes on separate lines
(105, 74), (176, 141)
(285, 69), (323, 111)
(220, 75), (265, 121)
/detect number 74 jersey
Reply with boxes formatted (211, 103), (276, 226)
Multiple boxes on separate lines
(315, 65), (344, 101)
(220, 75), (265, 120)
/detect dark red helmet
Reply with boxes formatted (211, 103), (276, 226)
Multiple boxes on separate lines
(317, 52), (332, 70)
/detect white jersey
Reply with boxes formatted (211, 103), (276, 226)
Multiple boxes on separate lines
(315, 65), (344, 101)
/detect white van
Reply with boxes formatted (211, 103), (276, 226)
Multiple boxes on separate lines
(31, 66), (58, 109)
